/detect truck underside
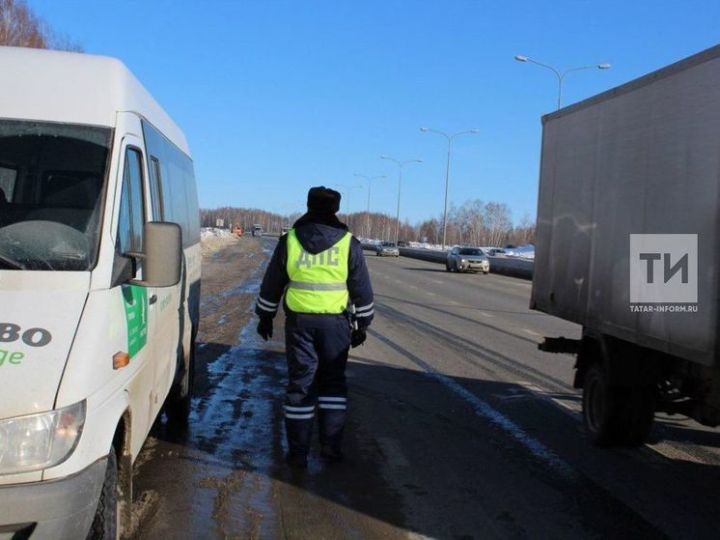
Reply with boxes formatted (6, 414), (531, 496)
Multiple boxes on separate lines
(541, 332), (720, 446)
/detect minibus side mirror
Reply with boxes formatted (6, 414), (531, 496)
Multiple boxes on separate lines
(130, 222), (182, 288)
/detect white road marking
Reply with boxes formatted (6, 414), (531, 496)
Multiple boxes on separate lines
(522, 328), (542, 338)
(428, 372), (575, 479)
(479, 312), (495, 318)
(370, 330), (575, 478)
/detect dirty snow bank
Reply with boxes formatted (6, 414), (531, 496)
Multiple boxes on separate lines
(201, 227), (238, 256)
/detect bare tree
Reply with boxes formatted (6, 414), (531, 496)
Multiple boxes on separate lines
(453, 199), (485, 246)
(48, 30), (82, 52)
(484, 202), (512, 247)
(0, 0), (82, 51)
(507, 212), (535, 246)
(0, 0), (45, 48)
(202, 198), (533, 249)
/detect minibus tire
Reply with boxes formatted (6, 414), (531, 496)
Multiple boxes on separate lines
(167, 339), (195, 425)
(88, 449), (118, 539)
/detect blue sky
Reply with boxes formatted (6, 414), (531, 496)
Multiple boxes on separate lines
(32, 0), (720, 224)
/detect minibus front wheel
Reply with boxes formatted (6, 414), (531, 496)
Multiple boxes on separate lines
(87, 448), (118, 539)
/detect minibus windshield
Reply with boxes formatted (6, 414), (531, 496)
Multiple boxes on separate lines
(0, 120), (112, 271)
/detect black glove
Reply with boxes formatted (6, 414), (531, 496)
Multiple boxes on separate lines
(257, 317), (273, 341)
(351, 328), (367, 348)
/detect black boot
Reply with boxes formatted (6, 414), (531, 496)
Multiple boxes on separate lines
(318, 396), (346, 462)
(284, 406), (314, 468)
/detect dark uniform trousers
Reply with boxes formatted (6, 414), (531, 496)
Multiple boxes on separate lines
(284, 314), (351, 457)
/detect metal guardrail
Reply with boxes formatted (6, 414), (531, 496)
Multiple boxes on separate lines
(398, 247), (447, 263)
(363, 245), (533, 280)
(485, 256), (533, 280)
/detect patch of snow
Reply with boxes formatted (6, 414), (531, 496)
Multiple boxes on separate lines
(201, 227), (235, 240)
(505, 245), (535, 260)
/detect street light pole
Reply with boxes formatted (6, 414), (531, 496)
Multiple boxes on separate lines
(380, 156), (422, 245)
(420, 128), (479, 250)
(514, 55), (611, 110)
(354, 173), (386, 239)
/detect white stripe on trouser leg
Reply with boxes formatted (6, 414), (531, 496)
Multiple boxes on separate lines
(318, 396), (347, 403)
(318, 404), (346, 410)
(355, 303), (374, 313)
(285, 412), (314, 420)
(284, 405), (315, 413)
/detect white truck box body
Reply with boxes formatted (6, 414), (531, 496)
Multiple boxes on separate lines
(532, 45), (720, 367)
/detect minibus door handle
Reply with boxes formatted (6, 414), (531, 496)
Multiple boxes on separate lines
(149, 294), (158, 305)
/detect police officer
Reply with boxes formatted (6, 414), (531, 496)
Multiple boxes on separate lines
(255, 186), (374, 468)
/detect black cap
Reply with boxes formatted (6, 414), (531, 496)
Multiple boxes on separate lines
(307, 186), (341, 215)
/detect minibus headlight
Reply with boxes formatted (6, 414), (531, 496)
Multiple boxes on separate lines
(0, 401), (86, 475)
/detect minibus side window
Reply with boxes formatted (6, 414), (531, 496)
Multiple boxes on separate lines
(167, 159), (189, 235)
(149, 156), (164, 221)
(117, 148), (146, 255)
(141, 119), (200, 247)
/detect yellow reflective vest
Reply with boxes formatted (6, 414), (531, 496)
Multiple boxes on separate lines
(285, 229), (351, 313)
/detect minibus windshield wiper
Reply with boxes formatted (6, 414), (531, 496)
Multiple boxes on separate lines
(0, 253), (25, 270)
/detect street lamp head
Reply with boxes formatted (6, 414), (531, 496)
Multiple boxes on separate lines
(598, 63), (611, 70)
(469, 129), (480, 134)
(514, 55), (529, 62)
(420, 127), (429, 132)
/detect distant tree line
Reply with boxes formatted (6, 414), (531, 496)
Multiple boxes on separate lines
(201, 198), (535, 247)
(0, 0), (82, 50)
(415, 200), (535, 247)
(200, 207), (301, 233)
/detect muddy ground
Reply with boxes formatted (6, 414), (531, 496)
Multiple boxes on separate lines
(134, 236), (405, 539)
(131, 235), (720, 540)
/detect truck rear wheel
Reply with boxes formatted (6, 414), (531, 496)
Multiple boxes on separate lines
(582, 363), (655, 447)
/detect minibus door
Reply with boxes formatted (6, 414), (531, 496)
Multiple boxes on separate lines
(116, 135), (162, 438)
(146, 154), (181, 406)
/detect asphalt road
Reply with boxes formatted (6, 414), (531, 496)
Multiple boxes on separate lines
(134, 238), (720, 539)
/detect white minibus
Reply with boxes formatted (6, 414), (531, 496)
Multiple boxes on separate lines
(0, 47), (201, 539)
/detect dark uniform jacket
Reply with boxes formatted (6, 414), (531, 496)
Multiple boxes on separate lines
(255, 213), (374, 328)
